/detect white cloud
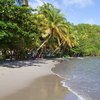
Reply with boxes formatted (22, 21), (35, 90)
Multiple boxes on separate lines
(29, 0), (95, 24)
(29, 0), (43, 8)
(62, 0), (94, 7)
(36, 0), (43, 5)
(84, 18), (95, 24)
(29, 0), (94, 9)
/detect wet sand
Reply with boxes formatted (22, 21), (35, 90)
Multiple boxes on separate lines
(1, 75), (78, 100)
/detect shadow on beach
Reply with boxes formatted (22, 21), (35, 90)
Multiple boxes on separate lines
(0, 59), (48, 68)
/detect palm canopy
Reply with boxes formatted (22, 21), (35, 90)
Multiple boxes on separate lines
(36, 3), (76, 53)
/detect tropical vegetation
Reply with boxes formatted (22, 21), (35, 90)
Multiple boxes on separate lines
(0, 0), (100, 60)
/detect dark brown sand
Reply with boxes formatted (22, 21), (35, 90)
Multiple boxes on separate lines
(1, 75), (78, 100)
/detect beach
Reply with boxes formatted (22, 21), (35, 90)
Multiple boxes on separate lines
(0, 59), (56, 99)
(2, 75), (68, 100)
(0, 59), (78, 100)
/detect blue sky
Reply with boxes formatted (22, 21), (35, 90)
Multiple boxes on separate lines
(29, 0), (100, 25)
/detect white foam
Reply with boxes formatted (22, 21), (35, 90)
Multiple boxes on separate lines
(61, 81), (85, 100)
(52, 70), (85, 100)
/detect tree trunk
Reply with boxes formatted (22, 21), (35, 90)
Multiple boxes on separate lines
(36, 35), (51, 52)
(10, 50), (13, 61)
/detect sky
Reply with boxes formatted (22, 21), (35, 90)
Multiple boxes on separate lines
(29, 0), (100, 25)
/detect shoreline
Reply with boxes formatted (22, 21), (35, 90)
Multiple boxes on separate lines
(0, 59), (78, 100)
(52, 57), (100, 100)
(61, 81), (84, 100)
(51, 62), (82, 100)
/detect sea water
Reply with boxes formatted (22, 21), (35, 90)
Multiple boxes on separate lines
(52, 57), (100, 100)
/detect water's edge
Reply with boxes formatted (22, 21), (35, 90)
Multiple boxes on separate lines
(51, 59), (82, 100)
(51, 69), (82, 100)
(52, 57), (100, 100)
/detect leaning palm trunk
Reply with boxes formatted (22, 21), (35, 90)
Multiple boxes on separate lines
(51, 42), (63, 55)
(36, 34), (51, 52)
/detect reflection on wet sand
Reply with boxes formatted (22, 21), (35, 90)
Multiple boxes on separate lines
(2, 75), (77, 100)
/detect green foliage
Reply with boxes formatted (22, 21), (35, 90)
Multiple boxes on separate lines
(0, 0), (39, 60)
(70, 24), (100, 56)
(0, 0), (100, 60)
(36, 3), (77, 56)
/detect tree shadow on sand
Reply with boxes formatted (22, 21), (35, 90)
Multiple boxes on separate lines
(0, 59), (48, 68)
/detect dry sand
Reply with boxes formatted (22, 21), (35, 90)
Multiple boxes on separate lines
(0, 59), (58, 99)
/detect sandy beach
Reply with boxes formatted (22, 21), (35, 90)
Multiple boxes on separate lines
(0, 59), (58, 99)
(0, 59), (78, 100)
(2, 75), (68, 100)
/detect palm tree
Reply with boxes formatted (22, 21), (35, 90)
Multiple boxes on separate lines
(36, 3), (77, 55)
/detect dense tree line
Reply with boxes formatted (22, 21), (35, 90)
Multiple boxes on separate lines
(70, 24), (100, 56)
(0, 0), (100, 60)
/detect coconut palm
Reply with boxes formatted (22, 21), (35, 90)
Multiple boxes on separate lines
(36, 3), (76, 55)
